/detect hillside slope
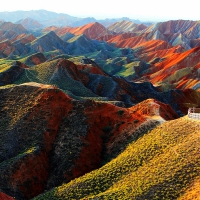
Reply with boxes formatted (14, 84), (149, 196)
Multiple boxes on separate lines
(0, 84), (177, 199)
(143, 46), (200, 91)
(34, 116), (200, 200)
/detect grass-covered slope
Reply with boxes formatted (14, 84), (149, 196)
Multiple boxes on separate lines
(34, 116), (200, 200)
(0, 83), (74, 199)
(0, 83), (178, 199)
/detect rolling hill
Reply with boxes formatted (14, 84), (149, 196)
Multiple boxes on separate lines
(33, 115), (200, 200)
(0, 83), (178, 199)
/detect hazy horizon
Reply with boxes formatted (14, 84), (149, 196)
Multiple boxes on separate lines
(0, 0), (199, 22)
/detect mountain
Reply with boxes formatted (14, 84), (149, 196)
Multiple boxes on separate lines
(0, 10), (151, 28)
(0, 21), (32, 57)
(0, 58), (198, 116)
(0, 21), (30, 44)
(107, 20), (147, 33)
(0, 61), (27, 85)
(0, 10), (77, 24)
(142, 46), (200, 91)
(66, 34), (118, 55)
(16, 17), (43, 30)
(71, 17), (97, 27)
(94, 20), (200, 92)
(0, 10), (95, 27)
(0, 21), (28, 34)
(121, 44), (200, 91)
(30, 30), (128, 57)
(11, 34), (36, 44)
(30, 31), (68, 53)
(0, 16), (200, 200)
(0, 21), (134, 62)
(98, 17), (143, 27)
(0, 83), (178, 199)
(33, 115), (200, 200)
(140, 20), (200, 49)
(41, 14), (78, 27)
(108, 35), (147, 48)
(0, 19), (199, 92)
(0, 40), (29, 57)
(66, 34), (100, 54)
(0, 83), (198, 199)
(19, 53), (47, 66)
(57, 21), (145, 40)
(68, 22), (112, 39)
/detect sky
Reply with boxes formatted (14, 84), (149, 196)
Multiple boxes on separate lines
(0, 0), (199, 22)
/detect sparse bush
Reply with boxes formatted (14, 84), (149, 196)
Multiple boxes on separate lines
(103, 125), (113, 133)
(118, 110), (124, 117)
(134, 119), (139, 123)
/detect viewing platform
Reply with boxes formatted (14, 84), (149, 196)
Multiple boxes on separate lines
(188, 107), (200, 120)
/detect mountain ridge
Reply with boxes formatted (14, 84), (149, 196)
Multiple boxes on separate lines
(0, 10), (148, 27)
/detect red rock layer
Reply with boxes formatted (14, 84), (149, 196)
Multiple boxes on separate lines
(150, 47), (200, 83)
(0, 192), (14, 200)
(138, 45), (184, 63)
(11, 34), (36, 44)
(0, 83), (179, 199)
(45, 22), (111, 40)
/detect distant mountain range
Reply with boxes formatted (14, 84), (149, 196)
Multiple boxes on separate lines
(0, 10), (151, 28)
(16, 17), (43, 30)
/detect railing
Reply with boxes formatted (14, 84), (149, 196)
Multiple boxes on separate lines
(188, 108), (200, 120)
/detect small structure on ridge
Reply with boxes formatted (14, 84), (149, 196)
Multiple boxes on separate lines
(188, 107), (200, 120)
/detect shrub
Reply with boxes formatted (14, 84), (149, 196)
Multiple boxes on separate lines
(118, 110), (124, 117)
(134, 119), (139, 123)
